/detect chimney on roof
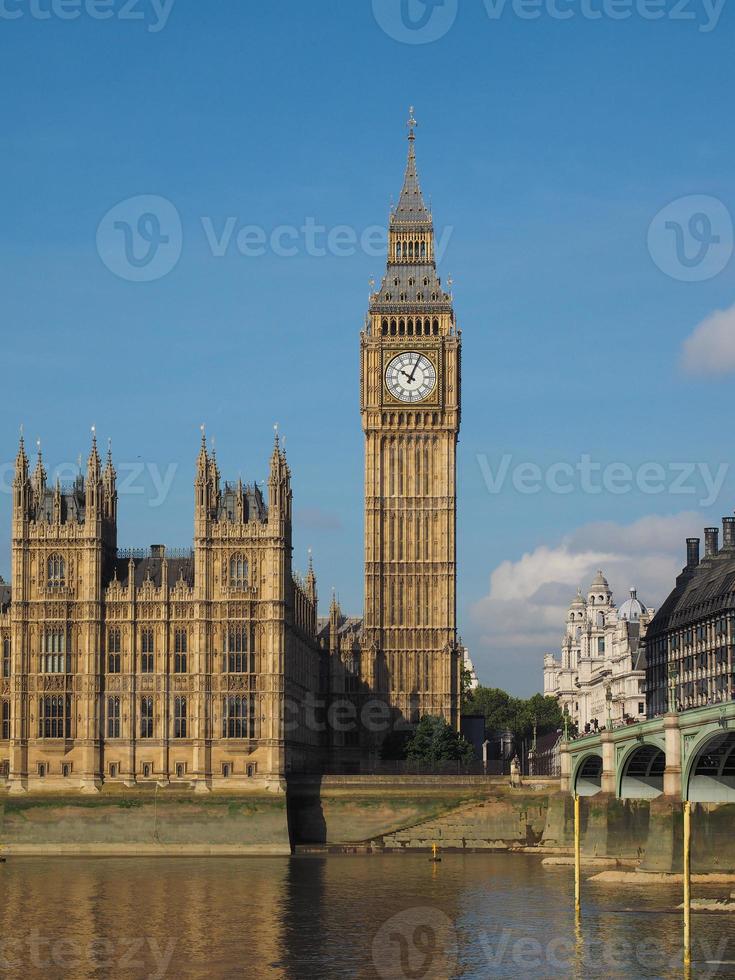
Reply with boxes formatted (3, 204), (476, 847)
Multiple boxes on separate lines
(150, 544), (166, 559)
(723, 517), (735, 550)
(686, 538), (700, 568)
(704, 527), (720, 559)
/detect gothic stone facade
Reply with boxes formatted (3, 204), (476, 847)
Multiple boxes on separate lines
(0, 117), (464, 789)
(0, 433), (321, 793)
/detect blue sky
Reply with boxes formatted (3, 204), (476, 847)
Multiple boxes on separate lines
(2, 0), (735, 694)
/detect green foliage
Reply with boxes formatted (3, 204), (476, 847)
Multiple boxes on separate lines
(464, 686), (564, 740)
(460, 665), (476, 710)
(405, 715), (475, 766)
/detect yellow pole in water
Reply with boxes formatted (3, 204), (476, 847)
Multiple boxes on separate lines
(683, 800), (691, 968)
(574, 794), (581, 914)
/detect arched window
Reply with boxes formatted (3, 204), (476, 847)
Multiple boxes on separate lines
(396, 242), (402, 259)
(2, 700), (10, 740)
(399, 319), (405, 336)
(107, 627), (121, 674)
(381, 319), (388, 336)
(107, 696), (120, 739)
(140, 697), (153, 739)
(223, 695), (248, 739)
(2, 638), (10, 678)
(390, 319), (397, 336)
(174, 628), (187, 674)
(420, 241), (426, 258)
(407, 319), (414, 336)
(174, 697), (187, 738)
(39, 694), (71, 739)
(416, 292), (423, 303)
(47, 554), (65, 588)
(230, 555), (248, 589)
(597, 612), (605, 628)
(42, 630), (68, 674)
(226, 626), (251, 674)
(140, 628), (154, 673)
(432, 319), (439, 335)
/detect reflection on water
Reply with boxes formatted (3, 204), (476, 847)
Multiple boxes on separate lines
(0, 853), (732, 978)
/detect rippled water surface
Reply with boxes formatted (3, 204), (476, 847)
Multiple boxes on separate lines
(0, 853), (732, 977)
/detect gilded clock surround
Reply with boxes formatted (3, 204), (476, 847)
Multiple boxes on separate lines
(383, 349), (440, 407)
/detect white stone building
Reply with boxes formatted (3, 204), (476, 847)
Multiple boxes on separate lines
(543, 572), (653, 733)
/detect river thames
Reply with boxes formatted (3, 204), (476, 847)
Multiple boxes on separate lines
(0, 853), (731, 978)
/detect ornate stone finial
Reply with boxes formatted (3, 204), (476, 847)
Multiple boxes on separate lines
(91, 424), (96, 446)
(200, 423), (206, 445)
(407, 105), (417, 139)
(107, 436), (113, 462)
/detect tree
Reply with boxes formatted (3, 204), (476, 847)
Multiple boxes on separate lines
(464, 686), (564, 741)
(405, 715), (475, 767)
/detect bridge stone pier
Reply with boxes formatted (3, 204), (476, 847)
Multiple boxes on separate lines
(552, 703), (735, 872)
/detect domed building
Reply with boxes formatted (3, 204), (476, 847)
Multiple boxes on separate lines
(543, 572), (653, 733)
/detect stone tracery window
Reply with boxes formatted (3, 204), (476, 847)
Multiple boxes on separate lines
(140, 696), (153, 738)
(107, 627), (121, 674)
(174, 696), (187, 738)
(229, 555), (248, 590)
(222, 694), (255, 739)
(107, 696), (120, 738)
(47, 554), (66, 588)
(2, 700), (9, 740)
(174, 628), (187, 674)
(42, 630), (68, 674)
(39, 694), (71, 739)
(141, 628), (154, 673)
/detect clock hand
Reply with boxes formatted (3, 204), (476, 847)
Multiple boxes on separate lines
(407, 359), (420, 383)
(400, 370), (413, 382)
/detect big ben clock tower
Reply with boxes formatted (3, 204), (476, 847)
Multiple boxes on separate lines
(361, 109), (461, 730)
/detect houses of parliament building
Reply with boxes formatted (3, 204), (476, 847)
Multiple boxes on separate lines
(0, 114), (463, 792)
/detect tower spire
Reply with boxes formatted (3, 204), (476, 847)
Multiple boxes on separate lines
(394, 105), (431, 225)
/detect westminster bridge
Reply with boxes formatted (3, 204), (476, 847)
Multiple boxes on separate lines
(561, 701), (735, 803)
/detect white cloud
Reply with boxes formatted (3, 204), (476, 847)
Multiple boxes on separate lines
(467, 512), (704, 695)
(681, 303), (735, 376)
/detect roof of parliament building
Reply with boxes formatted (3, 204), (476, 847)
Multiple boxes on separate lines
(646, 518), (735, 636)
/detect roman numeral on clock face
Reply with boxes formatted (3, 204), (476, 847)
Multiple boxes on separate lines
(385, 352), (436, 403)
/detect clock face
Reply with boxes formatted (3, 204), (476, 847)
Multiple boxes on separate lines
(385, 352), (437, 403)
